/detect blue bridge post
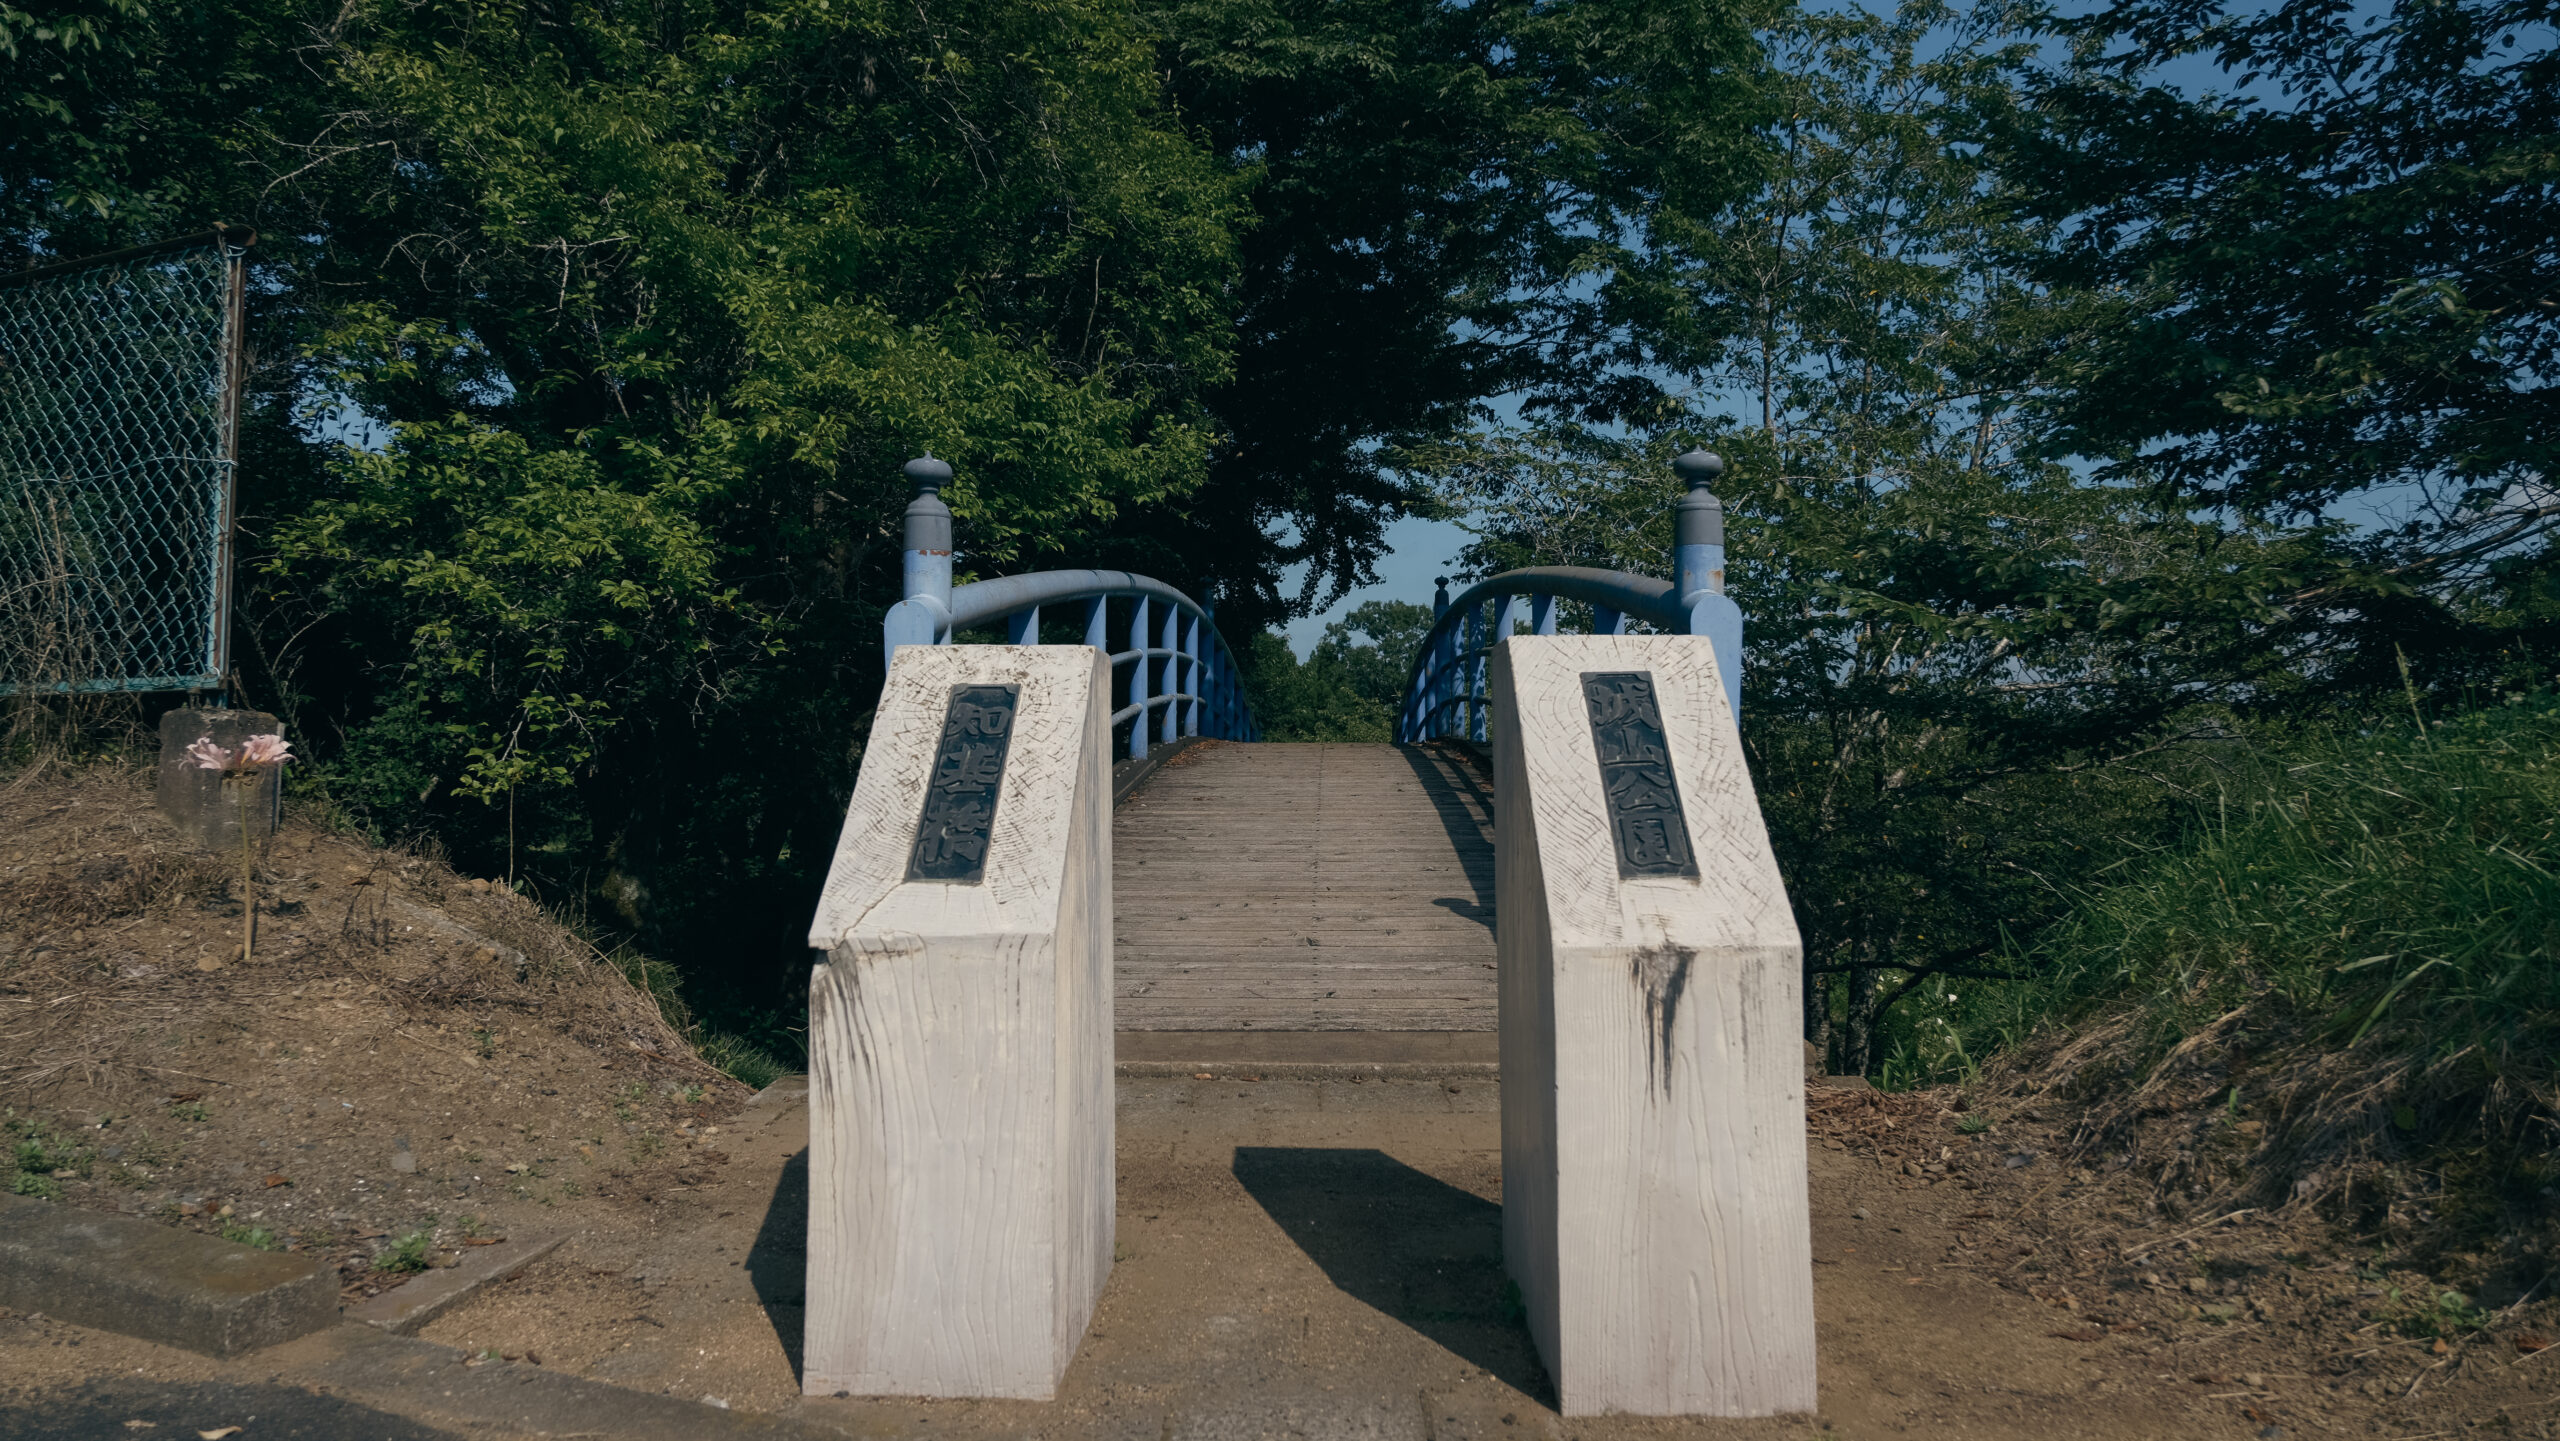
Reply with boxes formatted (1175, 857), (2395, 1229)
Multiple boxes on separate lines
(1672, 450), (1743, 718)
(881, 455), (954, 668)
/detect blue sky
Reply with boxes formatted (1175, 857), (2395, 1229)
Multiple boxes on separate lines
(1279, 512), (1475, 656)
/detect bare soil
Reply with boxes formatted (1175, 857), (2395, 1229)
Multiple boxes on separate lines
(0, 763), (751, 1304)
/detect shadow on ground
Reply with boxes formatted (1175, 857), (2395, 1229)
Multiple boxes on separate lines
(0, 1378), (459, 1441)
(1399, 746), (1496, 915)
(1231, 1145), (1549, 1404)
(746, 1146), (810, 1384)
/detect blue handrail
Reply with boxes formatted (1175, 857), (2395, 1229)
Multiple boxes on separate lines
(878, 458), (1259, 757)
(1395, 452), (1744, 745)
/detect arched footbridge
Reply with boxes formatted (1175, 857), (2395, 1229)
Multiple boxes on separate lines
(868, 450), (1746, 1063)
(804, 450), (1813, 1415)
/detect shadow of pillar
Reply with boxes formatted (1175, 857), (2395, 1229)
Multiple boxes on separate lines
(745, 1146), (809, 1383)
(1231, 1145), (1550, 1404)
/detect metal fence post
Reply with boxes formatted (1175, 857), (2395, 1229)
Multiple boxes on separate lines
(1672, 449), (1743, 719)
(882, 455), (954, 669)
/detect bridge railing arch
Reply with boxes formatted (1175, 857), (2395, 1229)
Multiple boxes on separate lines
(1396, 450), (1744, 745)
(879, 456), (1259, 759)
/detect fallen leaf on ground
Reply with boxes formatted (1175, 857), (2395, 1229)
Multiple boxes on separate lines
(2432, 1337), (2450, 1355)
(2516, 1333), (2551, 1354)
(2048, 1328), (2105, 1343)
(462, 1237), (504, 1246)
(198, 1429), (242, 1440)
(165, 1092), (202, 1103)
(121, 1423), (156, 1431)
(260, 1173), (290, 1188)
(1192, 1073), (1214, 1080)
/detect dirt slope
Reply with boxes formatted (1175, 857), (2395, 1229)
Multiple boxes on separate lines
(0, 763), (752, 1303)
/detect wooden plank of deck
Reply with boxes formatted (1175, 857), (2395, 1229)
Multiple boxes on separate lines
(1114, 742), (1497, 1031)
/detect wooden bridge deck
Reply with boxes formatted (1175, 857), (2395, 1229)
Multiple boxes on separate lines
(1114, 742), (1497, 1032)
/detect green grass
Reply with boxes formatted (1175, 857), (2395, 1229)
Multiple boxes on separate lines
(1941, 694), (2560, 1249)
(695, 1031), (789, 1090)
(2009, 696), (2560, 1077)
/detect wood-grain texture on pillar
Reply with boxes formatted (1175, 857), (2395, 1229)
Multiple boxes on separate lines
(1494, 634), (1817, 1417)
(802, 645), (1113, 1400)
(1114, 742), (1497, 1031)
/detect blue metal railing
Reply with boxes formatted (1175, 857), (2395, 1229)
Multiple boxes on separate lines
(1396, 451), (1745, 745)
(878, 457), (1258, 757)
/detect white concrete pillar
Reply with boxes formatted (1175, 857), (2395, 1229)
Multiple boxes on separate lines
(803, 644), (1114, 1399)
(1491, 634), (1816, 1417)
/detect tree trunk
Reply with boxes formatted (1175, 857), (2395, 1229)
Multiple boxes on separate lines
(1839, 960), (1882, 1077)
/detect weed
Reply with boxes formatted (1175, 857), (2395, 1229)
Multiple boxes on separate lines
(374, 1230), (434, 1274)
(1955, 1113), (1992, 1135)
(168, 1102), (207, 1123)
(10, 1170), (58, 1199)
(696, 1031), (789, 1090)
(219, 1222), (281, 1252)
(677, 1083), (704, 1106)
(471, 1027), (497, 1060)
(630, 1131), (663, 1161)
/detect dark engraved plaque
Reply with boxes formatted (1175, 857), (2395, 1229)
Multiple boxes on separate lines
(1581, 671), (1700, 879)
(907, 683), (1020, 883)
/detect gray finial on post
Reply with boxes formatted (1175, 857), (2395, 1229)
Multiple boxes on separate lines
(1670, 450), (1742, 719)
(884, 454), (957, 667)
(1433, 576), (1451, 620)
(1672, 450), (1725, 564)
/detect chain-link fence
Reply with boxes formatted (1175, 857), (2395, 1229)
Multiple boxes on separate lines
(0, 228), (251, 694)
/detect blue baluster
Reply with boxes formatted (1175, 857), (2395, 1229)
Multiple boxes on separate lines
(1007, 606), (1040, 645)
(1533, 593), (1557, 636)
(1474, 606), (1495, 752)
(1158, 602), (1179, 745)
(1084, 596), (1107, 650)
(1130, 596), (1150, 760)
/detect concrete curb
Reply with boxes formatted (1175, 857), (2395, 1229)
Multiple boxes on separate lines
(273, 1324), (844, 1438)
(0, 1192), (335, 1357)
(343, 1233), (565, 1334)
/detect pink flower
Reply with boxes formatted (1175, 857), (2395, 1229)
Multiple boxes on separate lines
(185, 738), (232, 771)
(238, 734), (294, 768)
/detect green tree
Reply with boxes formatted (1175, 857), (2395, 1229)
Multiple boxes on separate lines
(1125, 0), (1782, 626)
(3, 0), (1249, 1021)
(2000, 0), (2560, 694)
(1433, 2), (2322, 1074)
(1245, 600), (1434, 741)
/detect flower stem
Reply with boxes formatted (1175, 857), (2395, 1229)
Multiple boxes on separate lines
(238, 770), (256, 963)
